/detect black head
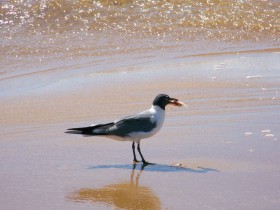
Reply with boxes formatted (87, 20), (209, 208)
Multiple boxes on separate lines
(153, 94), (184, 110)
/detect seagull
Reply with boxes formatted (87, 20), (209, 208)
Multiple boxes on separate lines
(66, 94), (185, 165)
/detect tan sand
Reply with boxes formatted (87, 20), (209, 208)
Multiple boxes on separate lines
(0, 51), (280, 209)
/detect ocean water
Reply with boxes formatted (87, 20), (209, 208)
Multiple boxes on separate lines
(0, 0), (279, 77)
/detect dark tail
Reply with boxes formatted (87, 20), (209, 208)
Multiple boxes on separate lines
(65, 123), (114, 136)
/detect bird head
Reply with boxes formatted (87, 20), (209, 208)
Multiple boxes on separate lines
(153, 94), (186, 110)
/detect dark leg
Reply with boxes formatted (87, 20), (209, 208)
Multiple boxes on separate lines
(132, 142), (139, 163)
(137, 142), (149, 165)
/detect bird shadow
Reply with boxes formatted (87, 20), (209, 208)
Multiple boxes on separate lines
(88, 163), (220, 173)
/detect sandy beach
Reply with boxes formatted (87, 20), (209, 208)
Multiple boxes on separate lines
(1, 49), (280, 209)
(1, 0), (280, 209)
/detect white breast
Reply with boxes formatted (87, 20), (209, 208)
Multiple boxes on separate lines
(150, 105), (165, 133)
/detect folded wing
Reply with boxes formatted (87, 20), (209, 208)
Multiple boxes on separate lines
(66, 123), (114, 135)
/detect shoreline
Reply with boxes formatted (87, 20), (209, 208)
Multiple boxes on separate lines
(1, 45), (279, 97)
(1, 50), (279, 126)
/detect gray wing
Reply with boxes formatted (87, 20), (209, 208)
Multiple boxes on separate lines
(108, 111), (156, 137)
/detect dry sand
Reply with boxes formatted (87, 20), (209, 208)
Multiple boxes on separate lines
(1, 51), (280, 209)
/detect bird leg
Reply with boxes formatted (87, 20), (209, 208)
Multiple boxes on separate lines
(137, 143), (155, 165)
(132, 142), (139, 163)
(137, 142), (149, 165)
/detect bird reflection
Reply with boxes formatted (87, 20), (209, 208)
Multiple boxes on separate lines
(68, 164), (161, 209)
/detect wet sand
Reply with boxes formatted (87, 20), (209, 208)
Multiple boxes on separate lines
(1, 51), (280, 209)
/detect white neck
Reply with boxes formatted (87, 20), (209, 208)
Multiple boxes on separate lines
(151, 105), (165, 112)
(150, 105), (165, 122)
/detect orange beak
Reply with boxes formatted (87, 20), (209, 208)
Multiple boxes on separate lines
(169, 98), (186, 107)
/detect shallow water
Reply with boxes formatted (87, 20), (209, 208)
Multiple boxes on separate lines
(1, 0), (279, 78)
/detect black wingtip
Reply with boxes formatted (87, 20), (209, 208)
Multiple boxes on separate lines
(65, 126), (93, 135)
(65, 130), (82, 134)
(65, 123), (114, 136)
